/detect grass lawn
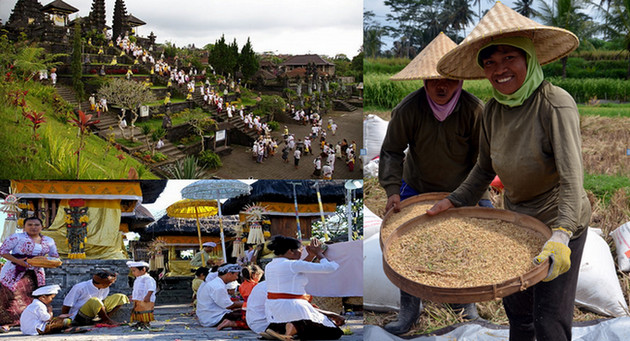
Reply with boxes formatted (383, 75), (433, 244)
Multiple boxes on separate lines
(136, 108), (214, 131)
(0, 81), (158, 179)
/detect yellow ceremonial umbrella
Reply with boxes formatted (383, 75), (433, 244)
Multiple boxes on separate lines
(166, 199), (218, 265)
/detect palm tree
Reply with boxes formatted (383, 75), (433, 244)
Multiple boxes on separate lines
(364, 27), (387, 58)
(595, 0), (630, 78)
(441, 0), (477, 37)
(537, 0), (593, 78)
(514, 0), (540, 17)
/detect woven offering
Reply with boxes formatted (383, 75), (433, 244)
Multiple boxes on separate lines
(386, 216), (546, 288)
(27, 256), (63, 268)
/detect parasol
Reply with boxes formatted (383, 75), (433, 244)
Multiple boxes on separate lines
(181, 180), (252, 262)
(166, 199), (218, 264)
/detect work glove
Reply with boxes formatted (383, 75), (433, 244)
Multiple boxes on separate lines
(533, 228), (572, 282)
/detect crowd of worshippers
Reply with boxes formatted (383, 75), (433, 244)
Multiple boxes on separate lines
(194, 236), (347, 340)
(12, 237), (346, 340)
(17, 261), (156, 335)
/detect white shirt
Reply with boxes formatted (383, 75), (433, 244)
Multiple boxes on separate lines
(63, 280), (109, 319)
(264, 257), (339, 326)
(245, 281), (268, 333)
(196, 276), (232, 327)
(20, 299), (49, 336)
(132, 273), (156, 302)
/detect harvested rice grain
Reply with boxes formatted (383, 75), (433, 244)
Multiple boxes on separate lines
(386, 217), (546, 288)
(381, 203), (436, 242)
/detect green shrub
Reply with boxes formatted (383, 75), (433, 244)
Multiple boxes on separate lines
(152, 152), (167, 162)
(198, 150), (222, 169)
(267, 121), (280, 131)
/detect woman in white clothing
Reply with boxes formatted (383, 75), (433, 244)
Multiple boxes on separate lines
(264, 235), (344, 340)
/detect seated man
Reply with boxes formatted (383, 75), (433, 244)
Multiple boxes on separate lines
(61, 270), (130, 326)
(196, 264), (245, 330)
(190, 242), (217, 268)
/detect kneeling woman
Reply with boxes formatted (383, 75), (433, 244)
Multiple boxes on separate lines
(264, 235), (343, 340)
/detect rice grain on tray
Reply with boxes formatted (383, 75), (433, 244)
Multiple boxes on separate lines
(387, 217), (546, 288)
(381, 203), (436, 242)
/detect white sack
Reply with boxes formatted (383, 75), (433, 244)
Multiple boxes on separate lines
(363, 232), (400, 311)
(576, 228), (628, 317)
(363, 206), (382, 240)
(364, 158), (380, 179)
(362, 115), (389, 165)
(610, 221), (630, 272)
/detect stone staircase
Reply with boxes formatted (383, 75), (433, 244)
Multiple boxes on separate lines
(55, 85), (92, 113)
(55, 85), (187, 172)
(332, 99), (358, 112)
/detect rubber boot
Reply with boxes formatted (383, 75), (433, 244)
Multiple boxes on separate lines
(383, 290), (422, 335)
(449, 303), (480, 321)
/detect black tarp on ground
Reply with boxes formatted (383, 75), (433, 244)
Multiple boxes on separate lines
(221, 180), (363, 215)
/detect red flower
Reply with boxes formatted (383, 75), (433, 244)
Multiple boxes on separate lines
(116, 153), (126, 160)
(69, 199), (85, 207)
(24, 111), (46, 134)
(71, 110), (100, 134)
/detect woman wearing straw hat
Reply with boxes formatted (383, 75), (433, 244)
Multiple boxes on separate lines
(429, 3), (591, 340)
(379, 32), (489, 334)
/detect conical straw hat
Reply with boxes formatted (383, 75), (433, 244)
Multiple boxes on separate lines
(437, 1), (578, 80)
(390, 32), (457, 81)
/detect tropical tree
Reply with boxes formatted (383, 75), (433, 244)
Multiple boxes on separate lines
(514, 0), (540, 17)
(441, 0), (477, 37)
(537, 0), (595, 77)
(97, 78), (156, 141)
(363, 10), (387, 58)
(71, 21), (84, 109)
(239, 37), (259, 81)
(594, 0), (630, 78)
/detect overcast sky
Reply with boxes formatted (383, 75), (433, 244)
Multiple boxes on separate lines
(0, 0), (362, 58)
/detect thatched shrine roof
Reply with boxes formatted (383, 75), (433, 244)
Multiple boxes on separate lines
(221, 180), (362, 215)
(140, 215), (239, 241)
(42, 0), (79, 14)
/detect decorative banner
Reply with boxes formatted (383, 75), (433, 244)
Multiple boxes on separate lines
(65, 199), (89, 259)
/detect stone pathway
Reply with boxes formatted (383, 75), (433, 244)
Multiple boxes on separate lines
(208, 109), (364, 179)
(0, 304), (364, 341)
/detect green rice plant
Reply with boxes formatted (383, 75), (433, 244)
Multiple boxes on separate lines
(584, 173), (630, 204)
(549, 78), (630, 103)
(578, 104), (630, 118)
(364, 57), (411, 74)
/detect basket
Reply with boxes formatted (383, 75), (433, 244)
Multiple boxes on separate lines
(382, 207), (551, 303)
(27, 256), (63, 268)
(380, 192), (450, 248)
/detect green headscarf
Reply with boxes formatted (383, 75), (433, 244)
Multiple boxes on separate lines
(477, 36), (544, 107)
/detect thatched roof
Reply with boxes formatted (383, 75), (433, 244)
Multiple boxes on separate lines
(126, 14), (146, 27)
(41, 0), (78, 14)
(281, 54), (334, 67)
(222, 180), (362, 215)
(140, 215), (239, 240)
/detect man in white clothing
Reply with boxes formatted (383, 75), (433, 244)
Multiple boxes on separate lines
(196, 264), (246, 330)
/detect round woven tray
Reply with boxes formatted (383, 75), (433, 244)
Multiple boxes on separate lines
(382, 207), (551, 303)
(380, 192), (450, 249)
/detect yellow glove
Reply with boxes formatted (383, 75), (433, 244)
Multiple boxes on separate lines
(533, 228), (572, 282)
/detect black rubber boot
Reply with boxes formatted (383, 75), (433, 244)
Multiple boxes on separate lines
(383, 290), (422, 335)
(449, 303), (480, 321)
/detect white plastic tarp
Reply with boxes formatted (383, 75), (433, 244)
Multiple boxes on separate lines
(362, 115), (389, 165)
(364, 206), (382, 240)
(363, 232), (400, 311)
(304, 239), (363, 297)
(364, 317), (630, 340)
